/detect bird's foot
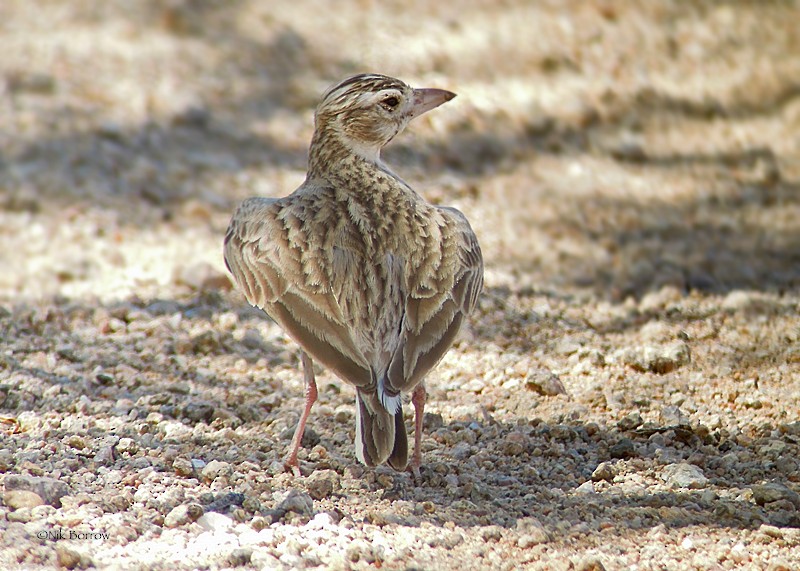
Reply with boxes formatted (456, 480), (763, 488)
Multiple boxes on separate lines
(283, 456), (303, 477)
(406, 459), (422, 485)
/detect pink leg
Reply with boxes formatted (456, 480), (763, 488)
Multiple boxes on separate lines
(409, 383), (427, 479)
(284, 352), (317, 476)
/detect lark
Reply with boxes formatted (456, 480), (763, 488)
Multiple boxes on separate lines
(224, 73), (483, 475)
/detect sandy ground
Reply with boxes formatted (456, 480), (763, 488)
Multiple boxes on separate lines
(2, 1), (800, 569)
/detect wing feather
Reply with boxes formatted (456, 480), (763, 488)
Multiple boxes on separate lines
(224, 196), (372, 387)
(384, 205), (483, 393)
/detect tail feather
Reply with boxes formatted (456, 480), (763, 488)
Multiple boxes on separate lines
(387, 408), (408, 470)
(355, 390), (408, 469)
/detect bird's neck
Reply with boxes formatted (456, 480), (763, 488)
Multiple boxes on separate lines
(307, 128), (392, 189)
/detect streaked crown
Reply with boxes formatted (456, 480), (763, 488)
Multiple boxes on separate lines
(319, 74), (412, 116)
(312, 73), (455, 161)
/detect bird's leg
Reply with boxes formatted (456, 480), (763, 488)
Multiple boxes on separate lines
(284, 351), (317, 476)
(408, 383), (427, 480)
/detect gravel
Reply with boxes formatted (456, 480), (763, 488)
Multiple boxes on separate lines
(3, 1), (800, 569)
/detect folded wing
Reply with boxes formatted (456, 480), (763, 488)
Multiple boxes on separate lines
(223, 196), (373, 387)
(384, 205), (484, 394)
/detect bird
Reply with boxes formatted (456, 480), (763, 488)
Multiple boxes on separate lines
(223, 73), (483, 476)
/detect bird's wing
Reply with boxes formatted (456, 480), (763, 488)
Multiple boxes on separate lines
(223, 196), (373, 386)
(384, 205), (483, 394)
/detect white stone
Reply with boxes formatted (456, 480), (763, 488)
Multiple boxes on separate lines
(196, 512), (234, 532)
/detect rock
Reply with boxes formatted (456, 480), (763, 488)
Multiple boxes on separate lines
(575, 481), (596, 495)
(280, 426), (320, 448)
(779, 421), (800, 436)
(165, 503), (204, 528)
(365, 510), (399, 526)
(721, 290), (771, 313)
(609, 438), (636, 459)
(4, 475), (69, 507)
(93, 446), (116, 466)
(175, 262), (231, 291)
(275, 489), (314, 517)
(480, 525), (504, 542)
(517, 531), (549, 548)
(183, 402), (216, 423)
(442, 532), (464, 549)
(102, 492), (132, 513)
(639, 286), (683, 313)
(55, 544), (83, 570)
(333, 405), (353, 423)
(610, 134), (646, 163)
(615, 341), (691, 374)
(228, 547), (253, 567)
(164, 504), (190, 528)
(759, 524), (783, 539)
(306, 469), (340, 500)
(189, 331), (222, 355)
(173, 457), (194, 477)
(751, 483), (800, 509)
(502, 432), (527, 456)
(191, 458), (207, 472)
(197, 511), (234, 532)
(205, 492), (245, 513)
(591, 461), (617, 482)
(525, 368), (567, 396)
(662, 463), (708, 489)
(660, 405), (690, 427)
(116, 437), (137, 454)
(577, 557), (607, 571)
(617, 412), (643, 431)
(423, 412), (444, 431)
(201, 460), (232, 481)
(3, 490), (44, 510)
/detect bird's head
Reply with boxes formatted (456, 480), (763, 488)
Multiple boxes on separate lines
(314, 74), (456, 161)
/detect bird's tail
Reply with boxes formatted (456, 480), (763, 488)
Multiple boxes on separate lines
(354, 389), (408, 470)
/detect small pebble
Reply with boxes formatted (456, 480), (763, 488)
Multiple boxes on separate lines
(609, 438), (636, 459)
(228, 547), (253, 567)
(306, 469), (340, 500)
(617, 412), (643, 431)
(164, 503), (204, 527)
(55, 544), (83, 570)
(275, 489), (314, 517)
(172, 457), (194, 477)
(502, 432), (527, 456)
(662, 463), (708, 489)
(197, 511), (234, 532)
(518, 531), (549, 548)
(116, 437), (137, 454)
(751, 483), (800, 508)
(201, 460), (232, 481)
(592, 461), (617, 482)
(576, 558), (606, 571)
(480, 525), (504, 542)
(3, 490), (44, 510)
(4, 475), (69, 507)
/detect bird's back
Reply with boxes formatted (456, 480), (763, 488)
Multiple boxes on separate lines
(224, 174), (481, 393)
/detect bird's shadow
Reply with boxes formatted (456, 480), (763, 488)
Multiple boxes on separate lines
(315, 414), (800, 536)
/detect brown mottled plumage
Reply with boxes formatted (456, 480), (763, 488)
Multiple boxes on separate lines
(224, 74), (483, 475)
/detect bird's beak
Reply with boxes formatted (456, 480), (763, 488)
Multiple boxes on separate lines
(408, 88), (457, 119)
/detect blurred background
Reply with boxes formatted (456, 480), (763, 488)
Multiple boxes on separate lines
(1, 0), (800, 303)
(2, 5), (800, 566)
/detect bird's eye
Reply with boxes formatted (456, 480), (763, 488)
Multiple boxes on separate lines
(381, 96), (400, 110)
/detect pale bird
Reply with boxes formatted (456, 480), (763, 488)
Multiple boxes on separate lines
(224, 73), (483, 475)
